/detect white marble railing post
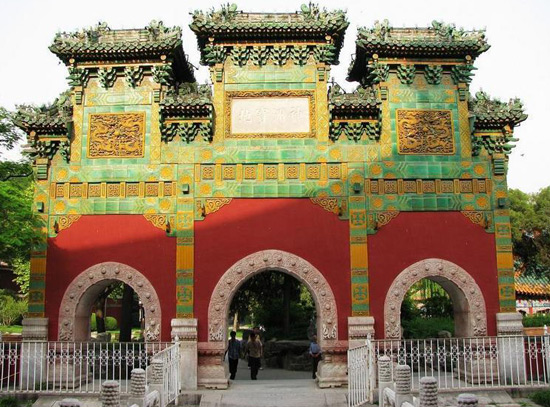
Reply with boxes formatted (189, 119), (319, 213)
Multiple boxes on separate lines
(419, 377), (438, 407)
(394, 365), (413, 407)
(378, 355), (393, 406)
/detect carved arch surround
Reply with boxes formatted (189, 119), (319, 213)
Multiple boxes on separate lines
(58, 262), (162, 342)
(208, 250), (339, 346)
(384, 258), (487, 339)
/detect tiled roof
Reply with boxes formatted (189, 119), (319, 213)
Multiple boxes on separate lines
(14, 91), (71, 135)
(470, 91), (528, 130)
(50, 21), (183, 63)
(356, 20), (489, 58)
(190, 4), (349, 57)
(328, 85), (381, 116)
(160, 84), (213, 118)
(516, 272), (550, 299)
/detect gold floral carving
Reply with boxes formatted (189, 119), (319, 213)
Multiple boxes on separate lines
(144, 214), (167, 230)
(204, 198), (232, 215)
(58, 215), (82, 231)
(310, 197), (340, 215)
(224, 90), (316, 139)
(396, 109), (454, 155)
(88, 112), (145, 158)
(375, 211), (399, 229)
(461, 211), (487, 228)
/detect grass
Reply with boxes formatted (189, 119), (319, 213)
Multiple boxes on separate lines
(531, 390), (550, 407)
(0, 325), (22, 334)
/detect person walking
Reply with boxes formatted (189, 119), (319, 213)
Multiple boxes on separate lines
(309, 334), (322, 380)
(246, 332), (262, 380)
(224, 330), (241, 380)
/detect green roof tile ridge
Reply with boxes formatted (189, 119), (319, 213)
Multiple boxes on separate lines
(470, 90), (528, 128)
(356, 20), (490, 58)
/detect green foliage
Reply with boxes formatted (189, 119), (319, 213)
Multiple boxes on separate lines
(531, 390), (550, 407)
(510, 187), (550, 276)
(0, 162), (40, 263)
(0, 108), (22, 153)
(90, 313), (118, 331)
(0, 396), (19, 407)
(401, 279), (454, 339)
(229, 271), (315, 340)
(402, 317), (454, 339)
(522, 313), (550, 327)
(0, 325), (23, 334)
(12, 258), (30, 295)
(0, 290), (27, 326)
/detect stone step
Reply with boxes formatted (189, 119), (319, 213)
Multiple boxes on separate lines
(198, 392), (347, 407)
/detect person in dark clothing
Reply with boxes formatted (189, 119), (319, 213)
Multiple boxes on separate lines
(245, 332), (262, 380)
(224, 331), (241, 380)
(309, 334), (322, 380)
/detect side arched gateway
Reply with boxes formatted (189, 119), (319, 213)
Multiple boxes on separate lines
(207, 249), (339, 347)
(58, 262), (162, 342)
(384, 258), (488, 339)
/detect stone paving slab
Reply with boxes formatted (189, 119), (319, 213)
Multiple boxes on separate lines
(196, 379), (347, 407)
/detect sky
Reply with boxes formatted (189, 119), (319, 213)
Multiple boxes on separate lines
(0, 0), (548, 193)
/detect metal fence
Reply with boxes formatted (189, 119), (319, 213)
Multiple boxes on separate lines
(348, 342), (375, 407)
(151, 343), (180, 406)
(0, 341), (171, 395)
(348, 334), (550, 406)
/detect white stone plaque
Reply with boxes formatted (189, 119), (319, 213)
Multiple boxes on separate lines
(230, 97), (310, 135)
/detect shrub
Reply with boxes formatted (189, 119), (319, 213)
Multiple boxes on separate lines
(531, 390), (550, 407)
(402, 317), (454, 339)
(0, 292), (27, 326)
(105, 316), (118, 331)
(523, 313), (550, 327)
(90, 313), (118, 331)
(0, 396), (19, 407)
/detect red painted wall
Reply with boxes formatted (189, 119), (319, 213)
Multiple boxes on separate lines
(46, 215), (176, 341)
(368, 212), (499, 337)
(194, 199), (351, 342)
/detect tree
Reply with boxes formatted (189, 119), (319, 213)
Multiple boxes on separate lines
(0, 107), (21, 152)
(0, 163), (40, 268)
(509, 187), (550, 276)
(0, 106), (38, 295)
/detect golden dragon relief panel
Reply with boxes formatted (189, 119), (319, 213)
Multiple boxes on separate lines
(396, 109), (455, 155)
(88, 112), (146, 158)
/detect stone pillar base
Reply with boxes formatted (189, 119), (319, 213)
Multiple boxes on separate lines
(496, 312), (526, 384)
(171, 318), (198, 391)
(316, 342), (348, 388)
(20, 318), (49, 390)
(197, 342), (228, 389)
(348, 316), (375, 348)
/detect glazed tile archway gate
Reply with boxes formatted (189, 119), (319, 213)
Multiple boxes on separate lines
(58, 262), (162, 342)
(384, 258), (488, 339)
(207, 249), (339, 347)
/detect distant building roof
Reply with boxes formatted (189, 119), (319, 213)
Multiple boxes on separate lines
(516, 272), (550, 299)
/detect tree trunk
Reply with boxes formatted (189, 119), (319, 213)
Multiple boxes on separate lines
(95, 297), (106, 333)
(119, 284), (134, 342)
(233, 312), (239, 333)
(283, 275), (291, 337)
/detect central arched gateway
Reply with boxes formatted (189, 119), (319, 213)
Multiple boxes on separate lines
(58, 262), (162, 342)
(384, 258), (488, 339)
(207, 249), (339, 348)
(200, 249), (346, 388)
